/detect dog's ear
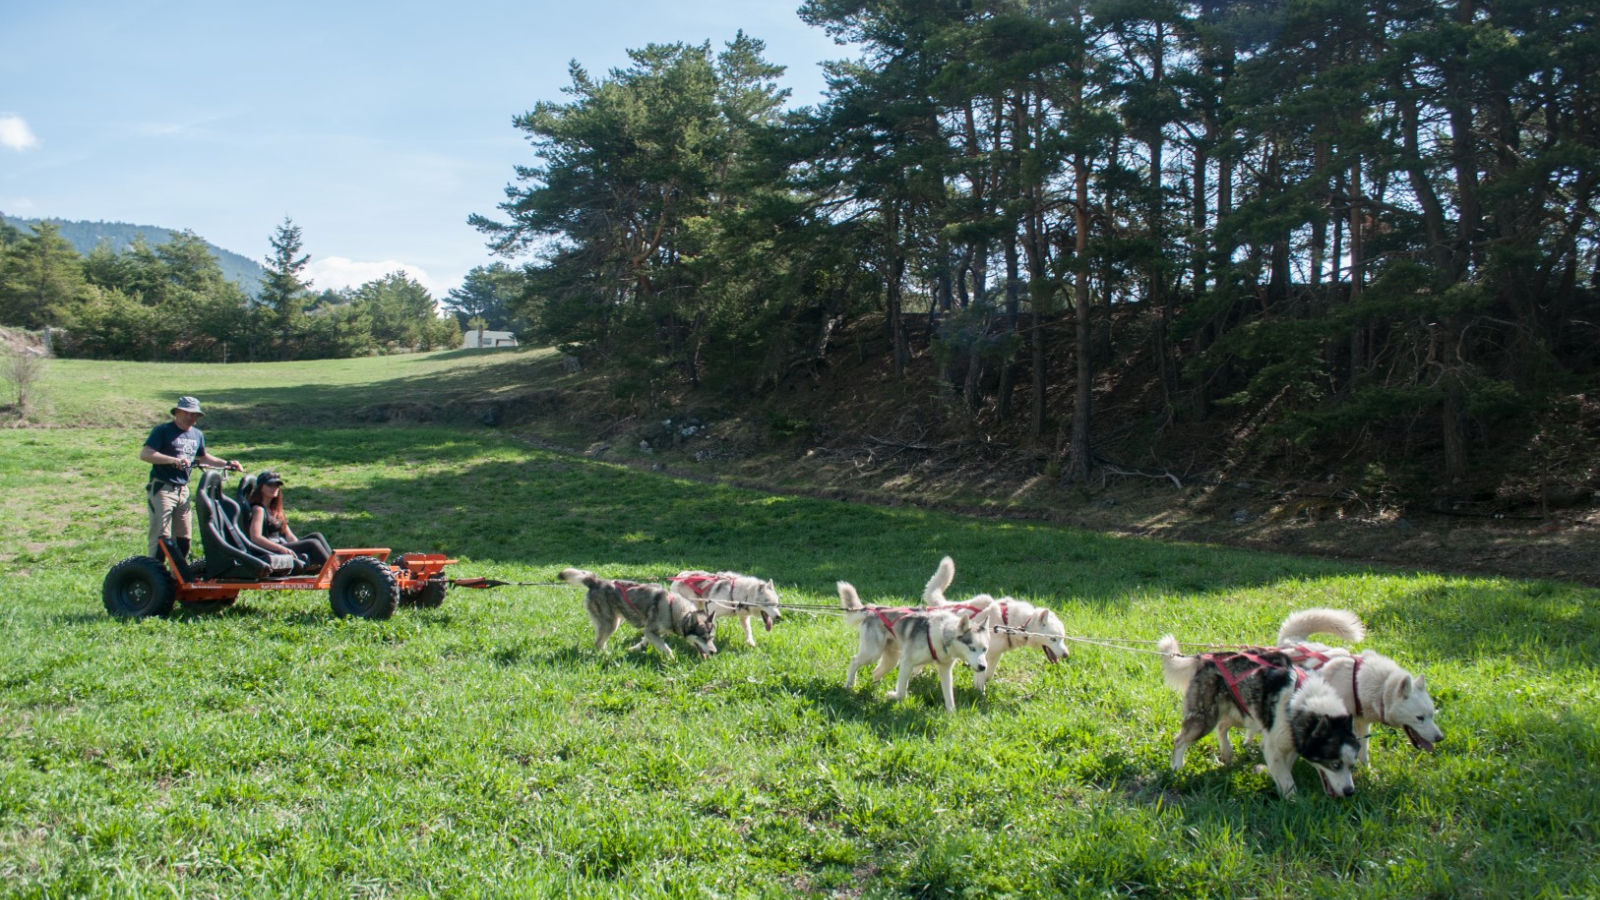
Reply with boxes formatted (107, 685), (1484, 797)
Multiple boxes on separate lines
(1396, 674), (1414, 699)
(1414, 674), (1427, 693)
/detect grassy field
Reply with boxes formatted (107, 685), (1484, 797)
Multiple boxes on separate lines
(1, 352), (1597, 898)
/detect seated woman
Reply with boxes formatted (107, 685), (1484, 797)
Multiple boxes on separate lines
(246, 470), (332, 571)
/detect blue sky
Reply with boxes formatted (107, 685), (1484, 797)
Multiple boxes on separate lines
(0, 1), (843, 296)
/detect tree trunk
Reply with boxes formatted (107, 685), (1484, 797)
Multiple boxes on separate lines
(1065, 159), (1093, 483)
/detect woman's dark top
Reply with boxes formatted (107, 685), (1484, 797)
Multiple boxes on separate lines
(252, 503), (288, 541)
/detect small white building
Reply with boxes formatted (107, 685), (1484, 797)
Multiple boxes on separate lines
(463, 329), (518, 349)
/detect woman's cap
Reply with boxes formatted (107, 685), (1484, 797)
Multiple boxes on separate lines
(258, 470), (283, 486)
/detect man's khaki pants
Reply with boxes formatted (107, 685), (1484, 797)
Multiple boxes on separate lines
(147, 482), (192, 558)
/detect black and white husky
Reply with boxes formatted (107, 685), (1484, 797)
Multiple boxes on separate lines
(838, 581), (992, 712)
(1278, 608), (1443, 763)
(921, 556), (1068, 692)
(669, 570), (782, 647)
(1160, 635), (1361, 798)
(560, 568), (718, 660)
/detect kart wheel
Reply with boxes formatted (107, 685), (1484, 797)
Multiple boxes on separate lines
(408, 577), (448, 608)
(329, 556), (400, 620)
(103, 556), (177, 619)
(397, 553), (449, 608)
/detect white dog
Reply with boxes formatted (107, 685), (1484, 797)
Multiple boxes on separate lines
(670, 570), (782, 647)
(1278, 608), (1444, 764)
(922, 556), (1068, 691)
(838, 581), (991, 712)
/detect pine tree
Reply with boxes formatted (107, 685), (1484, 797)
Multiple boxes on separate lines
(258, 217), (312, 360)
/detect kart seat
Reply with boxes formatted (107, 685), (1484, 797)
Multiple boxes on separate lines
(194, 469), (296, 579)
(234, 473), (257, 533)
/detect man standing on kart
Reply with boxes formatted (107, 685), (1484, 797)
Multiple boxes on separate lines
(139, 395), (241, 559)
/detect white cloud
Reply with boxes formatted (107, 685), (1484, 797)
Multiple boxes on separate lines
(307, 256), (449, 297)
(0, 114), (40, 151)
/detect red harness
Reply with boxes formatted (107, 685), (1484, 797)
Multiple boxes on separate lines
(671, 572), (725, 598)
(612, 580), (643, 615)
(1351, 656), (1368, 718)
(1199, 649), (1305, 711)
(1286, 644), (1374, 720)
(1284, 643), (1338, 666)
(864, 606), (941, 662)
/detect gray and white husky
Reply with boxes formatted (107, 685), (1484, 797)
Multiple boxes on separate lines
(560, 568), (718, 660)
(922, 556), (1068, 692)
(1278, 608), (1443, 763)
(838, 581), (991, 712)
(669, 570), (782, 647)
(1160, 635), (1361, 798)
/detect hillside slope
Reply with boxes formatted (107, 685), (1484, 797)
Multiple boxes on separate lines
(2, 215), (266, 294)
(20, 338), (1600, 585)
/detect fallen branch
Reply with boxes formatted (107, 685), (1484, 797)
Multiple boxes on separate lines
(1100, 463), (1182, 489)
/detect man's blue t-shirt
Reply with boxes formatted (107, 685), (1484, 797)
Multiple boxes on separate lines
(144, 422), (205, 485)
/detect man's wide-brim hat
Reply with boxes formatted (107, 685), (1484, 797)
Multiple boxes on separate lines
(171, 396), (204, 416)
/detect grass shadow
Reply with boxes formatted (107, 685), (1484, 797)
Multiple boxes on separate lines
(1365, 579), (1599, 670)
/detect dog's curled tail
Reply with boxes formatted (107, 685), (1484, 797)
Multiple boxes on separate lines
(560, 567), (600, 590)
(837, 581), (864, 611)
(923, 556), (955, 605)
(1158, 634), (1200, 694)
(1278, 608), (1365, 645)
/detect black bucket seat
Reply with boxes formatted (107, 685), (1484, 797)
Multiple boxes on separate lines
(194, 469), (296, 579)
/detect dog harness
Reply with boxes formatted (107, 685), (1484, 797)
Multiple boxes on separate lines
(671, 572), (725, 598)
(1351, 656), (1370, 719)
(1287, 644), (1376, 721)
(947, 602), (1051, 659)
(1199, 649), (1306, 711)
(611, 580), (644, 615)
(864, 606), (942, 662)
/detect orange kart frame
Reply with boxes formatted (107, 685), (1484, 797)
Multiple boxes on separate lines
(101, 538), (457, 620)
(157, 541), (454, 604)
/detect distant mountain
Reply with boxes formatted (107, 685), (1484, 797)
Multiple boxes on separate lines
(2, 215), (267, 296)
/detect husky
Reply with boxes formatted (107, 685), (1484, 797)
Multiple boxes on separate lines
(922, 555), (1068, 691)
(1278, 608), (1443, 763)
(1160, 635), (1360, 798)
(669, 570), (782, 647)
(838, 581), (991, 712)
(559, 568), (718, 660)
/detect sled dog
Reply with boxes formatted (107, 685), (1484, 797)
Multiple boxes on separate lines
(1160, 635), (1360, 798)
(922, 555), (1068, 691)
(1278, 608), (1443, 763)
(838, 581), (991, 712)
(669, 570), (782, 647)
(560, 568), (717, 659)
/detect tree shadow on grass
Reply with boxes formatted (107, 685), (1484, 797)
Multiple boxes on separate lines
(1364, 580), (1599, 670)
(223, 426), (1368, 612)
(204, 349), (566, 428)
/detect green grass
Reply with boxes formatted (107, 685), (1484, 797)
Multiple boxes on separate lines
(1, 352), (1597, 898)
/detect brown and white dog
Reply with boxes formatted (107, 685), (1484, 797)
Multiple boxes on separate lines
(922, 556), (1068, 692)
(838, 581), (992, 712)
(669, 570), (781, 647)
(560, 568), (717, 660)
(1277, 608), (1443, 764)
